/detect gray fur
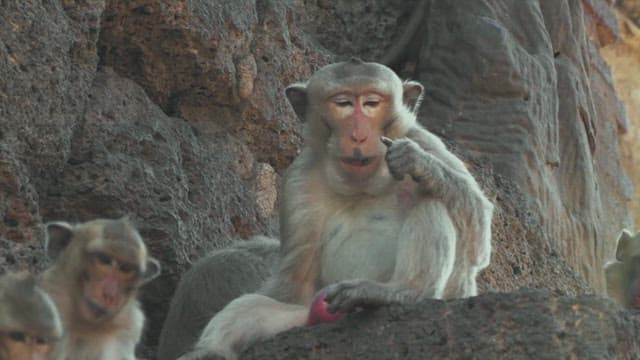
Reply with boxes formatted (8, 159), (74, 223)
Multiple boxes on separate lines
(158, 236), (279, 360)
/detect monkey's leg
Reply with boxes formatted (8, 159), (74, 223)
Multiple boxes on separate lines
(442, 262), (477, 298)
(181, 293), (308, 360)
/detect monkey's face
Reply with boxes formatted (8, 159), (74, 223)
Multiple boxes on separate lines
(79, 248), (142, 323)
(321, 88), (391, 180)
(0, 329), (58, 360)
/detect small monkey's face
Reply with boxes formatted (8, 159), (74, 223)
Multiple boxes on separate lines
(46, 218), (161, 325)
(79, 248), (142, 322)
(323, 89), (391, 178)
(0, 329), (58, 360)
(0, 273), (61, 360)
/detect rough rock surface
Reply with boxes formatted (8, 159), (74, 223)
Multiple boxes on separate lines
(0, 0), (635, 357)
(602, 11), (640, 228)
(244, 289), (640, 359)
(617, 0), (640, 25)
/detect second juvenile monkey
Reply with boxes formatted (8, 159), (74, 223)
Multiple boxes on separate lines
(0, 272), (62, 360)
(181, 59), (494, 359)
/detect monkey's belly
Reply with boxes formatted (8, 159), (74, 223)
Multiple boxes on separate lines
(320, 211), (400, 284)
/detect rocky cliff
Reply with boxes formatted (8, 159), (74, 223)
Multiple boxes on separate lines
(603, 9), (640, 229)
(0, 0), (637, 358)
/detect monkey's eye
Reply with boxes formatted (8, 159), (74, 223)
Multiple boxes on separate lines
(332, 97), (352, 107)
(363, 94), (383, 108)
(7, 331), (27, 342)
(363, 99), (380, 107)
(118, 262), (138, 275)
(92, 252), (113, 266)
(34, 336), (50, 345)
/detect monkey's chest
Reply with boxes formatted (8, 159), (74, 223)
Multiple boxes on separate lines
(320, 208), (401, 285)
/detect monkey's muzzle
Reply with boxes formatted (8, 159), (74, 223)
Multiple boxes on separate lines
(341, 156), (375, 167)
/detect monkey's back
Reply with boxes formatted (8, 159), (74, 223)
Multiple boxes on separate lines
(157, 236), (279, 360)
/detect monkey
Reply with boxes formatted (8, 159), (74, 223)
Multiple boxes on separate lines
(179, 58), (494, 359)
(604, 229), (640, 309)
(157, 236), (279, 360)
(39, 217), (161, 360)
(0, 272), (62, 360)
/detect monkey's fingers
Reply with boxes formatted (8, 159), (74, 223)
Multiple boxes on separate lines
(380, 136), (393, 147)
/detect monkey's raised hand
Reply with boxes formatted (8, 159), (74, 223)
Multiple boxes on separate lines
(324, 279), (394, 314)
(382, 136), (444, 191)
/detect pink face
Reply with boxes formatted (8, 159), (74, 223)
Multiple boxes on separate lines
(324, 90), (390, 179)
(306, 291), (345, 326)
(80, 250), (140, 322)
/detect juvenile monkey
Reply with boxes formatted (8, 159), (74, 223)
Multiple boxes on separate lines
(157, 236), (279, 360)
(605, 229), (640, 309)
(0, 272), (62, 360)
(181, 59), (494, 359)
(40, 217), (161, 359)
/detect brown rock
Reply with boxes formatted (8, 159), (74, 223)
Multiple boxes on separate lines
(243, 290), (640, 359)
(602, 11), (640, 232)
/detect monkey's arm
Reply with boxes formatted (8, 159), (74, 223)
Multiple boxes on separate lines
(262, 153), (325, 304)
(384, 132), (483, 204)
(386, 128), (494, 269)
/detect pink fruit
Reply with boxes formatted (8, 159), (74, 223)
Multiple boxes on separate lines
(306, 291), (345, 326)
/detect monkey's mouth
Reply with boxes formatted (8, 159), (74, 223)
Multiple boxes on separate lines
(339, 155), (381, 177)
(341, 156), (376, 167)
(83, 297), (109, 319)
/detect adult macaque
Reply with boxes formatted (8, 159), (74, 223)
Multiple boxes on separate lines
(40, 217), (161, 359)
(0, 272), (62, 360)
(605, 229), (640, 309)
(180, 58), (494, 359)
(157, 236), (279, 360)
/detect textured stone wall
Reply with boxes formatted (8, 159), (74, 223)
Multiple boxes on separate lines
(602, 11), (640, 229)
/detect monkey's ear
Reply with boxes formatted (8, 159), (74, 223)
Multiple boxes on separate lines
(403, 80), (424, 114)
(285, 83), (308, 121)
(45, 222), (74, 260)
(141, 257), (161, 284)
(616, 229), (635, 261)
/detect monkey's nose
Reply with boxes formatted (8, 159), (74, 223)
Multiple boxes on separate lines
(350, 129), (368, 143)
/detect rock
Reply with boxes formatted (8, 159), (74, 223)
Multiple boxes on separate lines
(410, 0), (630, 294)
(602, 11), (640, 234)
(616, 0), (640, 26)
(243, 289), (640, 359)
(0, 0), (104, 270)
